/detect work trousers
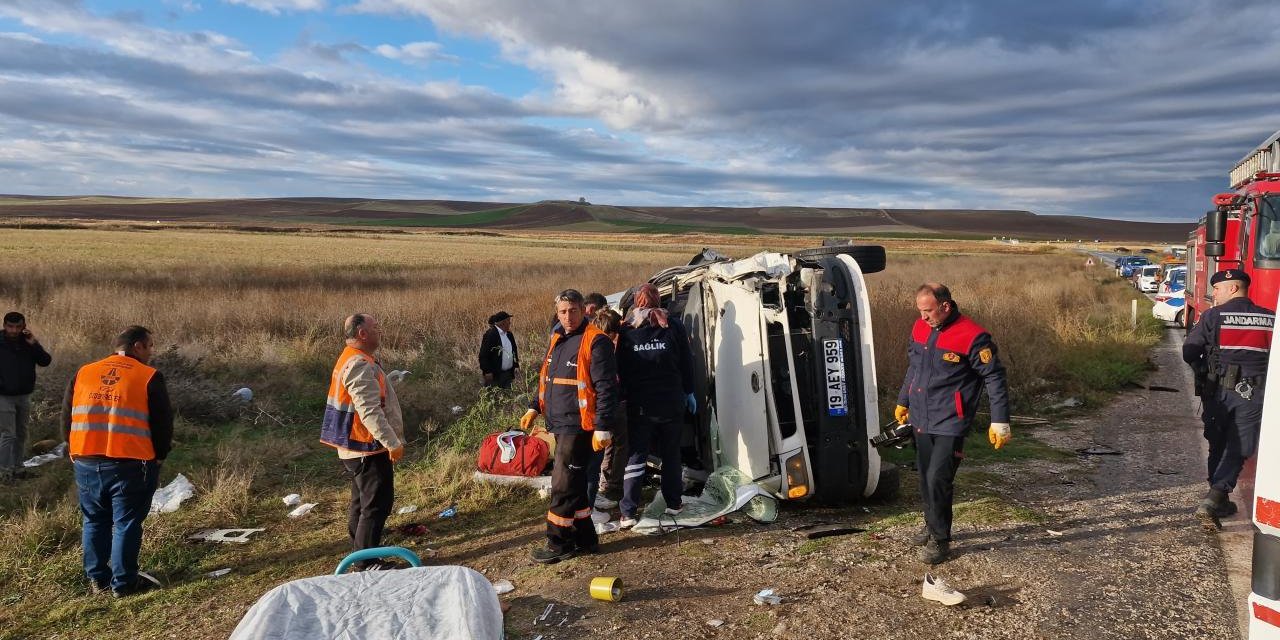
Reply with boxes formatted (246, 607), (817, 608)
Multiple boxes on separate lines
(620, 412), (683, 519)
(341, 452), (395, 565)
(1205, 382), (1265, 493)
(588, 409), (628, 505)
(74, 457), (159, 591)
(0, 393), (31, 476)
(915, 432), (965, 543)
(547, 429), (598, 553)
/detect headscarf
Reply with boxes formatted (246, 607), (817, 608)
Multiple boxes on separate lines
(626, 283), (669, 328)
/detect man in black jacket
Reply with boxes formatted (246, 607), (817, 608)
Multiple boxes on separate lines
(1, 311), (52, 480)
(1183, 269), (1275, 525)
(478, 311), (519, 389)
(520, 290), (619, 563)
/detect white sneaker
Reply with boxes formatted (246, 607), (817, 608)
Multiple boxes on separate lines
(618, 516), (638, 530)
(590, 509), (611, 525)
(594, 495), (619, 510)
(663, 505), (683, 516)
(921, 573), (966, 606)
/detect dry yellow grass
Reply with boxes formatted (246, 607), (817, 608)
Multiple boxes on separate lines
(0, 227), (1158, 639)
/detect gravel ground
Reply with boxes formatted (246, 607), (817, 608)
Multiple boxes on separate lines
(458, 329), (1245, 640)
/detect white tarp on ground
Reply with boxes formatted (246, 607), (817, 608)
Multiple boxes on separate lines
(228, 565), (503, 640)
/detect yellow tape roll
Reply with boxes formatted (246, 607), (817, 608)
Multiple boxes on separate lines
(589, 576), (623, 602)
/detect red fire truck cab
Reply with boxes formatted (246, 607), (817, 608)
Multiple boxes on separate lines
(1188, 131), (1280, 328)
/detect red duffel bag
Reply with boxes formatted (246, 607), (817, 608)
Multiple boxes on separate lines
(476, 430), (550, 477)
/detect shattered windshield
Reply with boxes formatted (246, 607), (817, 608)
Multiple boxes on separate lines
(1257, 195), (1280, 260)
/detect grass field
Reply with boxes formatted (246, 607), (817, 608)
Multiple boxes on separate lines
(0, 228), (1162, 639)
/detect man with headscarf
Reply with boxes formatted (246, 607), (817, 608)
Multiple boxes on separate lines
(616, 283), (696, 528)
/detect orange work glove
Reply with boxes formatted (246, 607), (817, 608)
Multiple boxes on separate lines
(894, 404), (909, 424)
(592, 430), (613, 452)
(520, 409), (539, 431)
(988, 423), (1012, 450)
(388, 446), (405, 463)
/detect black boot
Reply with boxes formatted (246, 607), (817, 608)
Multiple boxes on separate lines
(918, 539), (950, 565)
(530, 545), (575, 564)
(909, 525), (931, 546)
(1196, 488), (1238, 530)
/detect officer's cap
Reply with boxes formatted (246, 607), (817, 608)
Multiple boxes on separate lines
(1210, 269), (1250, 287)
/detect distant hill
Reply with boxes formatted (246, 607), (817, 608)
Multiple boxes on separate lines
(0, 196), (1194, 241)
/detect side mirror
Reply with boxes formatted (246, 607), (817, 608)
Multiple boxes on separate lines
(1206, 208), (1226, 244)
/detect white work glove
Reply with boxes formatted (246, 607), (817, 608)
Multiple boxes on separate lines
(592, 430), (613, 452)
(988, 423), (1012, 450)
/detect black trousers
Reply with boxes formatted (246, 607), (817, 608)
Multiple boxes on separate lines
(341, 452), (395, 563)
(620, 412), (683, 519)
(547, 429), (598, 552)
(915, 432), (965, 543)
(1205, 382), (1265, 493)
(484, 369), (516, 389)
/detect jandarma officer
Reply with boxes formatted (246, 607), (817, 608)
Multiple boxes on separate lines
(1183, 268), (1274, 525)
(895, 283), (1011, 565)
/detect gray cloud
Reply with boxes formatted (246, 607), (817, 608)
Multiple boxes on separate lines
(354, 0), (1280, 217)
(3, 0), (1280, 217)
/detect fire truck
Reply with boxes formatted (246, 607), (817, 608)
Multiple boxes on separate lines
(1215, 131), (1280, 638)
(1186, 131), (1280, 329)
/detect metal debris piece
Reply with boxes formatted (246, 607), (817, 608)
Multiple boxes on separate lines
(188, 528), (265, 544)
(1076, 444), (1122, 456)
(536, 604), (554, 623)
(797, 524), (866, 540)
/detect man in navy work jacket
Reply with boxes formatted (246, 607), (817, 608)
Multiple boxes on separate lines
(520, 289), (620, 564)
(896, 283), (1011, 564)
(1183, 268), (1274, 527)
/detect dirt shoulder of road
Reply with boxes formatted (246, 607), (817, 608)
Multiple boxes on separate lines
(452, 328), (1241, 640)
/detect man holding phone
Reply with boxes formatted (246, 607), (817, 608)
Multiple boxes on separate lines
(1, 311), (52, 481)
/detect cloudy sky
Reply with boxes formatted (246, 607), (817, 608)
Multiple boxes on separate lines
(1, 0), (1278, 219)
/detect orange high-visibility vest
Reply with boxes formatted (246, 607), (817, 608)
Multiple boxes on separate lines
(69, 354), (156, 460)
(320, 345), (388, 453)
(537, 324), (604, 432)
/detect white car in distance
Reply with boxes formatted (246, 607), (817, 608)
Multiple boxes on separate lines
(1136, 265), (1161, 293)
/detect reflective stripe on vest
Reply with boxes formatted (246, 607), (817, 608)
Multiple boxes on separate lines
(319, 346), (388, 453)
(69, 354), (156, 460)
(537, 324), (604, 432)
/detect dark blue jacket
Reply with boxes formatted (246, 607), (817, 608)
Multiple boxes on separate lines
(617, 318), (694, 419)
(897, 311), (1010, 436)
(529, 319), (619, 434)
(1183, 296), (1275, 379)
